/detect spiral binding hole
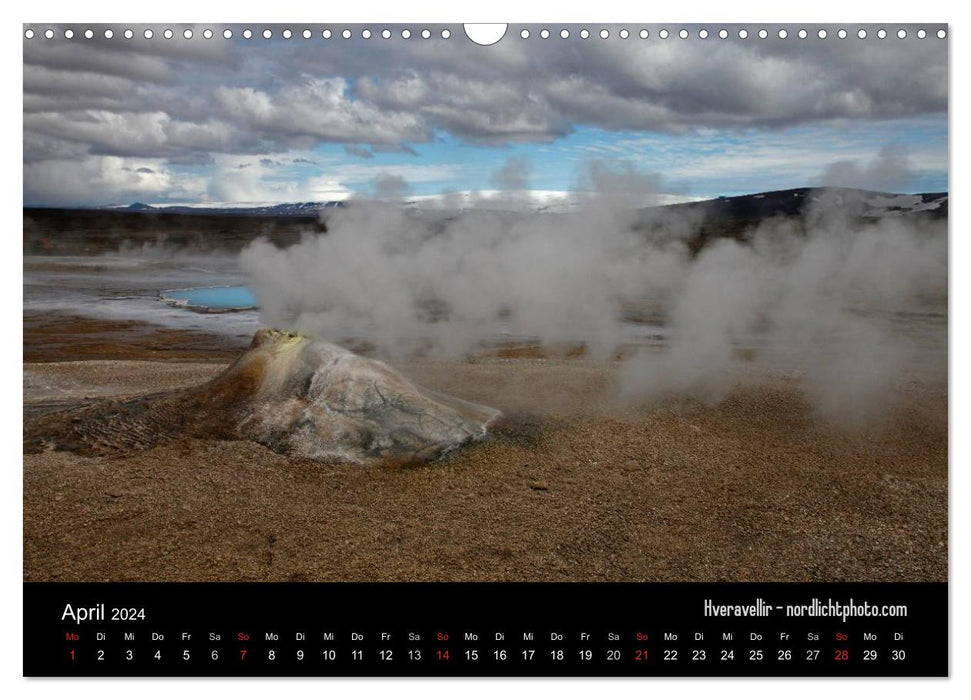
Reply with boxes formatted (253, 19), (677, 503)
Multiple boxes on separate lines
(22, 25), (950, 43)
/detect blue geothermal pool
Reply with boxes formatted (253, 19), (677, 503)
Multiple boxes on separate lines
(159, 285), (258, 312)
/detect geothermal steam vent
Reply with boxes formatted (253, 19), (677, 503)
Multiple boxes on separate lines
(25, 329), (501, 465)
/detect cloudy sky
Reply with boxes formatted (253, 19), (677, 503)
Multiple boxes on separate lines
(23, 24), (948, 207)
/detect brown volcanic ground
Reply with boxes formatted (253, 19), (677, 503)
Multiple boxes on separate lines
(23, 320), (947, 582)
(24, 313), (246, 363)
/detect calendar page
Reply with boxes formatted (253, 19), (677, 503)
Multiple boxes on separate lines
(21, 20), (948, 678)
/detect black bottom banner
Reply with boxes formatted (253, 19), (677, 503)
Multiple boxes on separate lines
(24, 581), (947, 677)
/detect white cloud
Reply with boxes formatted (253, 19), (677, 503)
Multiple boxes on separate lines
(24, 155), (205, 206)
(214, 78), (428, 145)
(25, 110), (236, 158)
(201, 154), (460, 204)
(21, 28), (948, 205)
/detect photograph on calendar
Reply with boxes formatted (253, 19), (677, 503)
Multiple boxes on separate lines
(23, 24), (947, 585)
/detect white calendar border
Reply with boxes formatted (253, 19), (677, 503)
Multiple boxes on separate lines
(2, 0), (964, 697)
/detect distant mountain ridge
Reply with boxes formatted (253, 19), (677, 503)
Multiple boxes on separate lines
(654, 187), (948, 221)
(23, 187), (948, 257)
(632, 188), (947, 256)
(115, 200), (346, 217)
(94, 187), (948, 220)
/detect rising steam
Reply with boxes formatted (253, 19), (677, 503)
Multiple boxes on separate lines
(239, 163), (946, 424)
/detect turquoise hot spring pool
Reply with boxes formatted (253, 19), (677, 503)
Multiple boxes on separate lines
(159, 285), (258, 312)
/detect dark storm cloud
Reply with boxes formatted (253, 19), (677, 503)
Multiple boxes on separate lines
(23, 24), (947, 168)
(310, 29), (947, 140)
(23, 29), (234, 83)
(25, 109), (239, 159)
